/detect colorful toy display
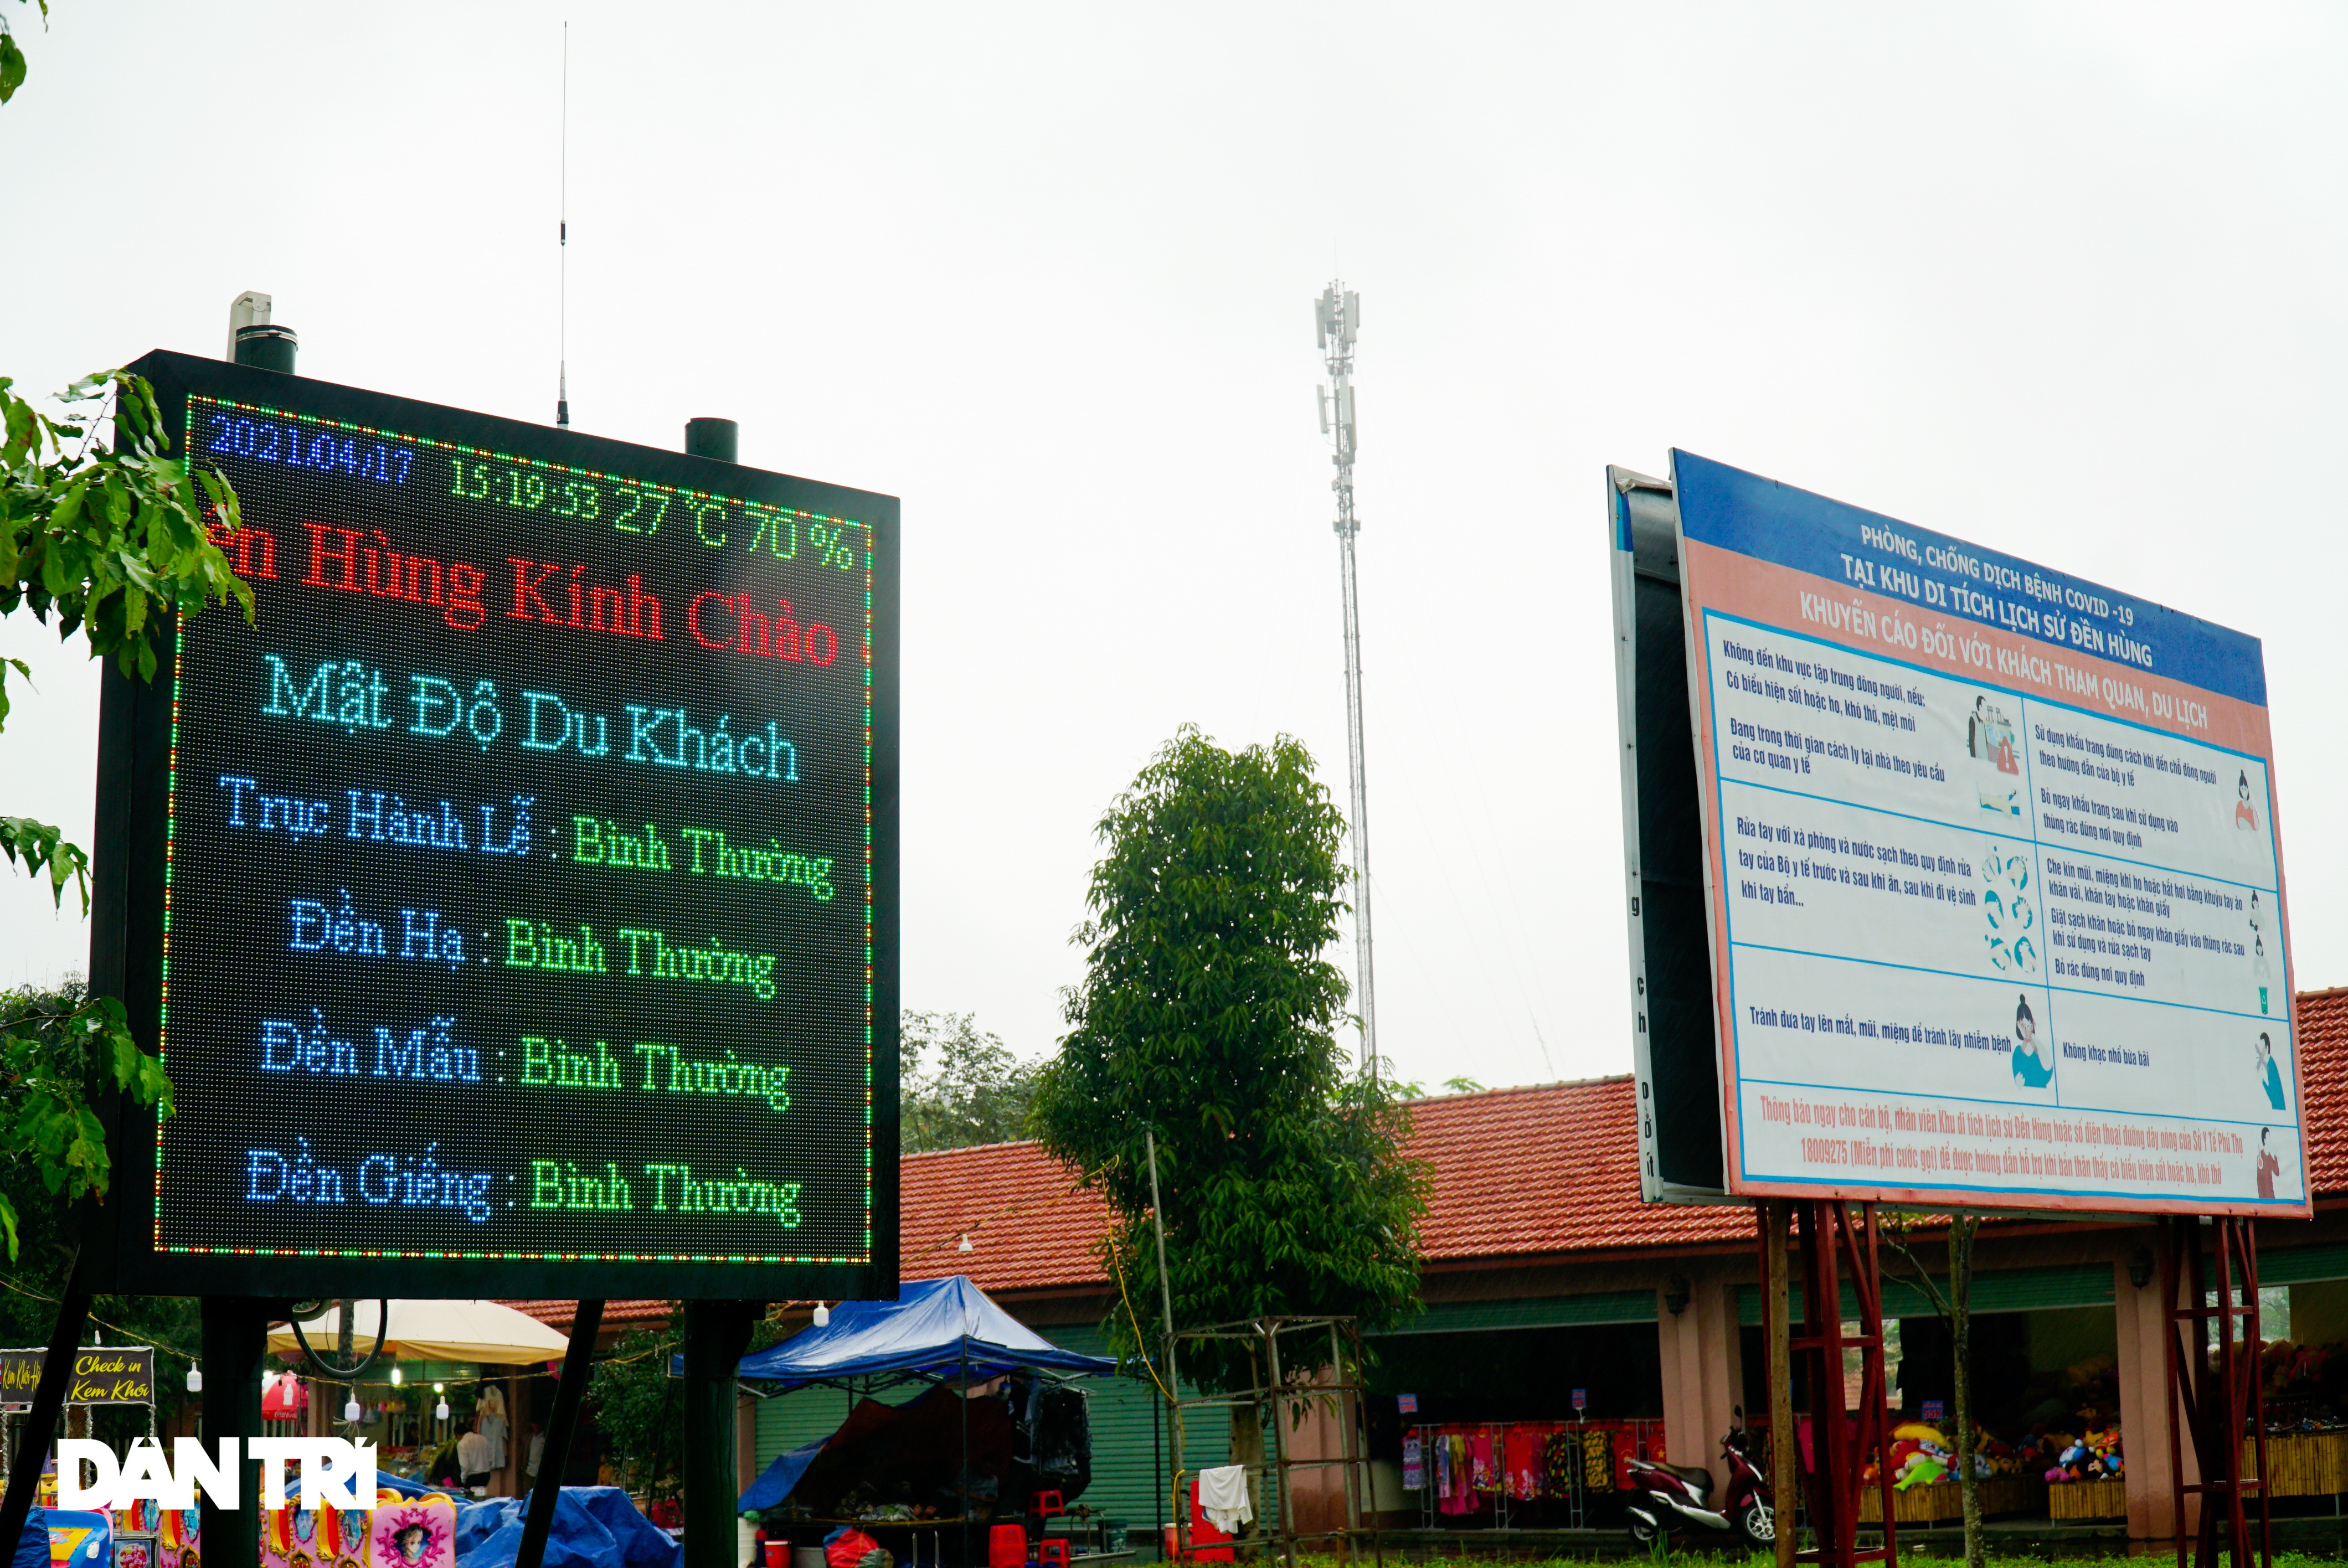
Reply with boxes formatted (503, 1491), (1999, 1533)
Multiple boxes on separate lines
(157, 1505), (199, 1568)
(322, 1506), (370, 1568)
(45, 1512), (111, 1568)
(370, 1494), (458, 1568)
(2043, 1423), (2124, 1483)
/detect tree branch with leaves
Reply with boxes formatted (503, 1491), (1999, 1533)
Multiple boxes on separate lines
(1, 7), (255, 1254)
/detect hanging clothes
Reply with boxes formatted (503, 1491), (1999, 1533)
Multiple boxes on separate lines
(1503, 1427), (1539, 1500)
(1469, 1433), (1497, 1495)
(1439, 1434), (1476, 1515)
(478, 1384), (509, 1471)
(1583, 1428), (1614, 1492)
(1542, 1429), (1578, 1499)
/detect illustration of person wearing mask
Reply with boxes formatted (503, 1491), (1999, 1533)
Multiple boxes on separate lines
(2258, 1129), (2281, 1201)
(2011, 994), (2054, 1090)
(2255, 932), (2274, 1017)
(2237, 771), (2259, 832)
(2257, 1032), (2287, 1111)
(1968, 695), (2020, 775)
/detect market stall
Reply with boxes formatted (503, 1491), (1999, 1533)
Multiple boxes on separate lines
(267, 1302), (570, 1489)
(732, 1278), (1114, 1567)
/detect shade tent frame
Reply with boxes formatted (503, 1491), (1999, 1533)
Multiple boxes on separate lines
(1165, 1316), (1382, 1568)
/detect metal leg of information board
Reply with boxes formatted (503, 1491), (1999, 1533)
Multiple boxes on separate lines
(1788, 1201), (1896, 1568)
(684, 1300), (760, 1568)
(1755, 1200), (1798, 1568)
(0, 1261), (90, 1564)
(200, 1297), (271, 1568)
(519, 1301), (604, 1568)
(2164, 1218), (2269, 1568)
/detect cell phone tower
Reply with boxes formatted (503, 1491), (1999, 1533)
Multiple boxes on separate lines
(1315, 281), (1377, 1080)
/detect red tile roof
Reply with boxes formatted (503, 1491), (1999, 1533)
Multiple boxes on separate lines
(2299, 987), (2348, 1195)
(1404, 1077), (1750, 1261)
(504, 987), (2348, 1313)
(506, 1299), (674, 1332)
(900, 1138), (1116, 1293)
(903, 1075), (1752, 1293)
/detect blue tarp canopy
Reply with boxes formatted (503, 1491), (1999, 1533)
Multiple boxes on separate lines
(730, 1275), (1115, 1391)
(731, 1276), (1113, 1512)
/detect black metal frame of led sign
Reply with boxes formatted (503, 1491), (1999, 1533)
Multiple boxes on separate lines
(84, 350), (900, 1301)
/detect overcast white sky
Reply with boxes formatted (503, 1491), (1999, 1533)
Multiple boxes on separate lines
(4, 4), (2344, 1095)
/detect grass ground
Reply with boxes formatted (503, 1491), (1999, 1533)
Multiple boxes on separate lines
(1295, 1553), (2336, 1567)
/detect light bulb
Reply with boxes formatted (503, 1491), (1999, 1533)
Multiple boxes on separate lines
(391, 1366), (404, 1386)
(185, 1365), (203, 1394)
(343, 1398), (362, 1423)
(434, 1382), (445, 1394)
(813, 1303), (831, 1327)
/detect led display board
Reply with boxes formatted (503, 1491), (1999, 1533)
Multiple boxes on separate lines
(1615, 451), (2299, 1216)
(87, 351), (899, 1298)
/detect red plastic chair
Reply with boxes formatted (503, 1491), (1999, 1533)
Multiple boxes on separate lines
(987, 1525), (1028, 1568)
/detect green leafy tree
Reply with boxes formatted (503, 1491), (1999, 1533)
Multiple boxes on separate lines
(0, 979), (200, 1443)
(589, 1309), (791, 1503)
(901, 1010), (1041, 1152)
(1031, 726), (1428, 1397)
(0, 9), (252, 1257)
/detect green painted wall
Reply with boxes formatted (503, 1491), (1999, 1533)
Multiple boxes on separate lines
(1734, 1261), (2115, 1324)
(1372, 1292), (1656, 1335)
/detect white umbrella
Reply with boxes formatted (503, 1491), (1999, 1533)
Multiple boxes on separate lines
(266, 1300), (570, 1365)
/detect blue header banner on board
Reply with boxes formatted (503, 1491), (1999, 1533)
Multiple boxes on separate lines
(1672, 452), (2267, 708)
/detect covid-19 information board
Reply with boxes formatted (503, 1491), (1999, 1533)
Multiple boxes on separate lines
(91, 351), (899, 1298)
(1623, 451), (2299, 1216)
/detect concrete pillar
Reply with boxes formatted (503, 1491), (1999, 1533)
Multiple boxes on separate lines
(1657, 1276), (1745, 1494)
(2113, 1250), (2190, 1540)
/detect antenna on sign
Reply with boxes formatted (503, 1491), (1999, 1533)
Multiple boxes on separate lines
(555, 20), (570, 429)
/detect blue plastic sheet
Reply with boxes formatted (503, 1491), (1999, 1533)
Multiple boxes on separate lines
(455, 1499), (523, 1557)
(738, 1435), (830, 1512)
(13, 1509), (46, 1568)
(457, 1488), (677, 1568)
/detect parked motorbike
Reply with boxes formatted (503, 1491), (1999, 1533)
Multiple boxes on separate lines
(1623, 1411), (1774, 1547)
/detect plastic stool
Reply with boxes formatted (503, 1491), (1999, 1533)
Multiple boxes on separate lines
(1030, 1491), (1065, 1520)
(1036, 1544), (1071, 1568)
(988, 1525), (1028, 1568)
